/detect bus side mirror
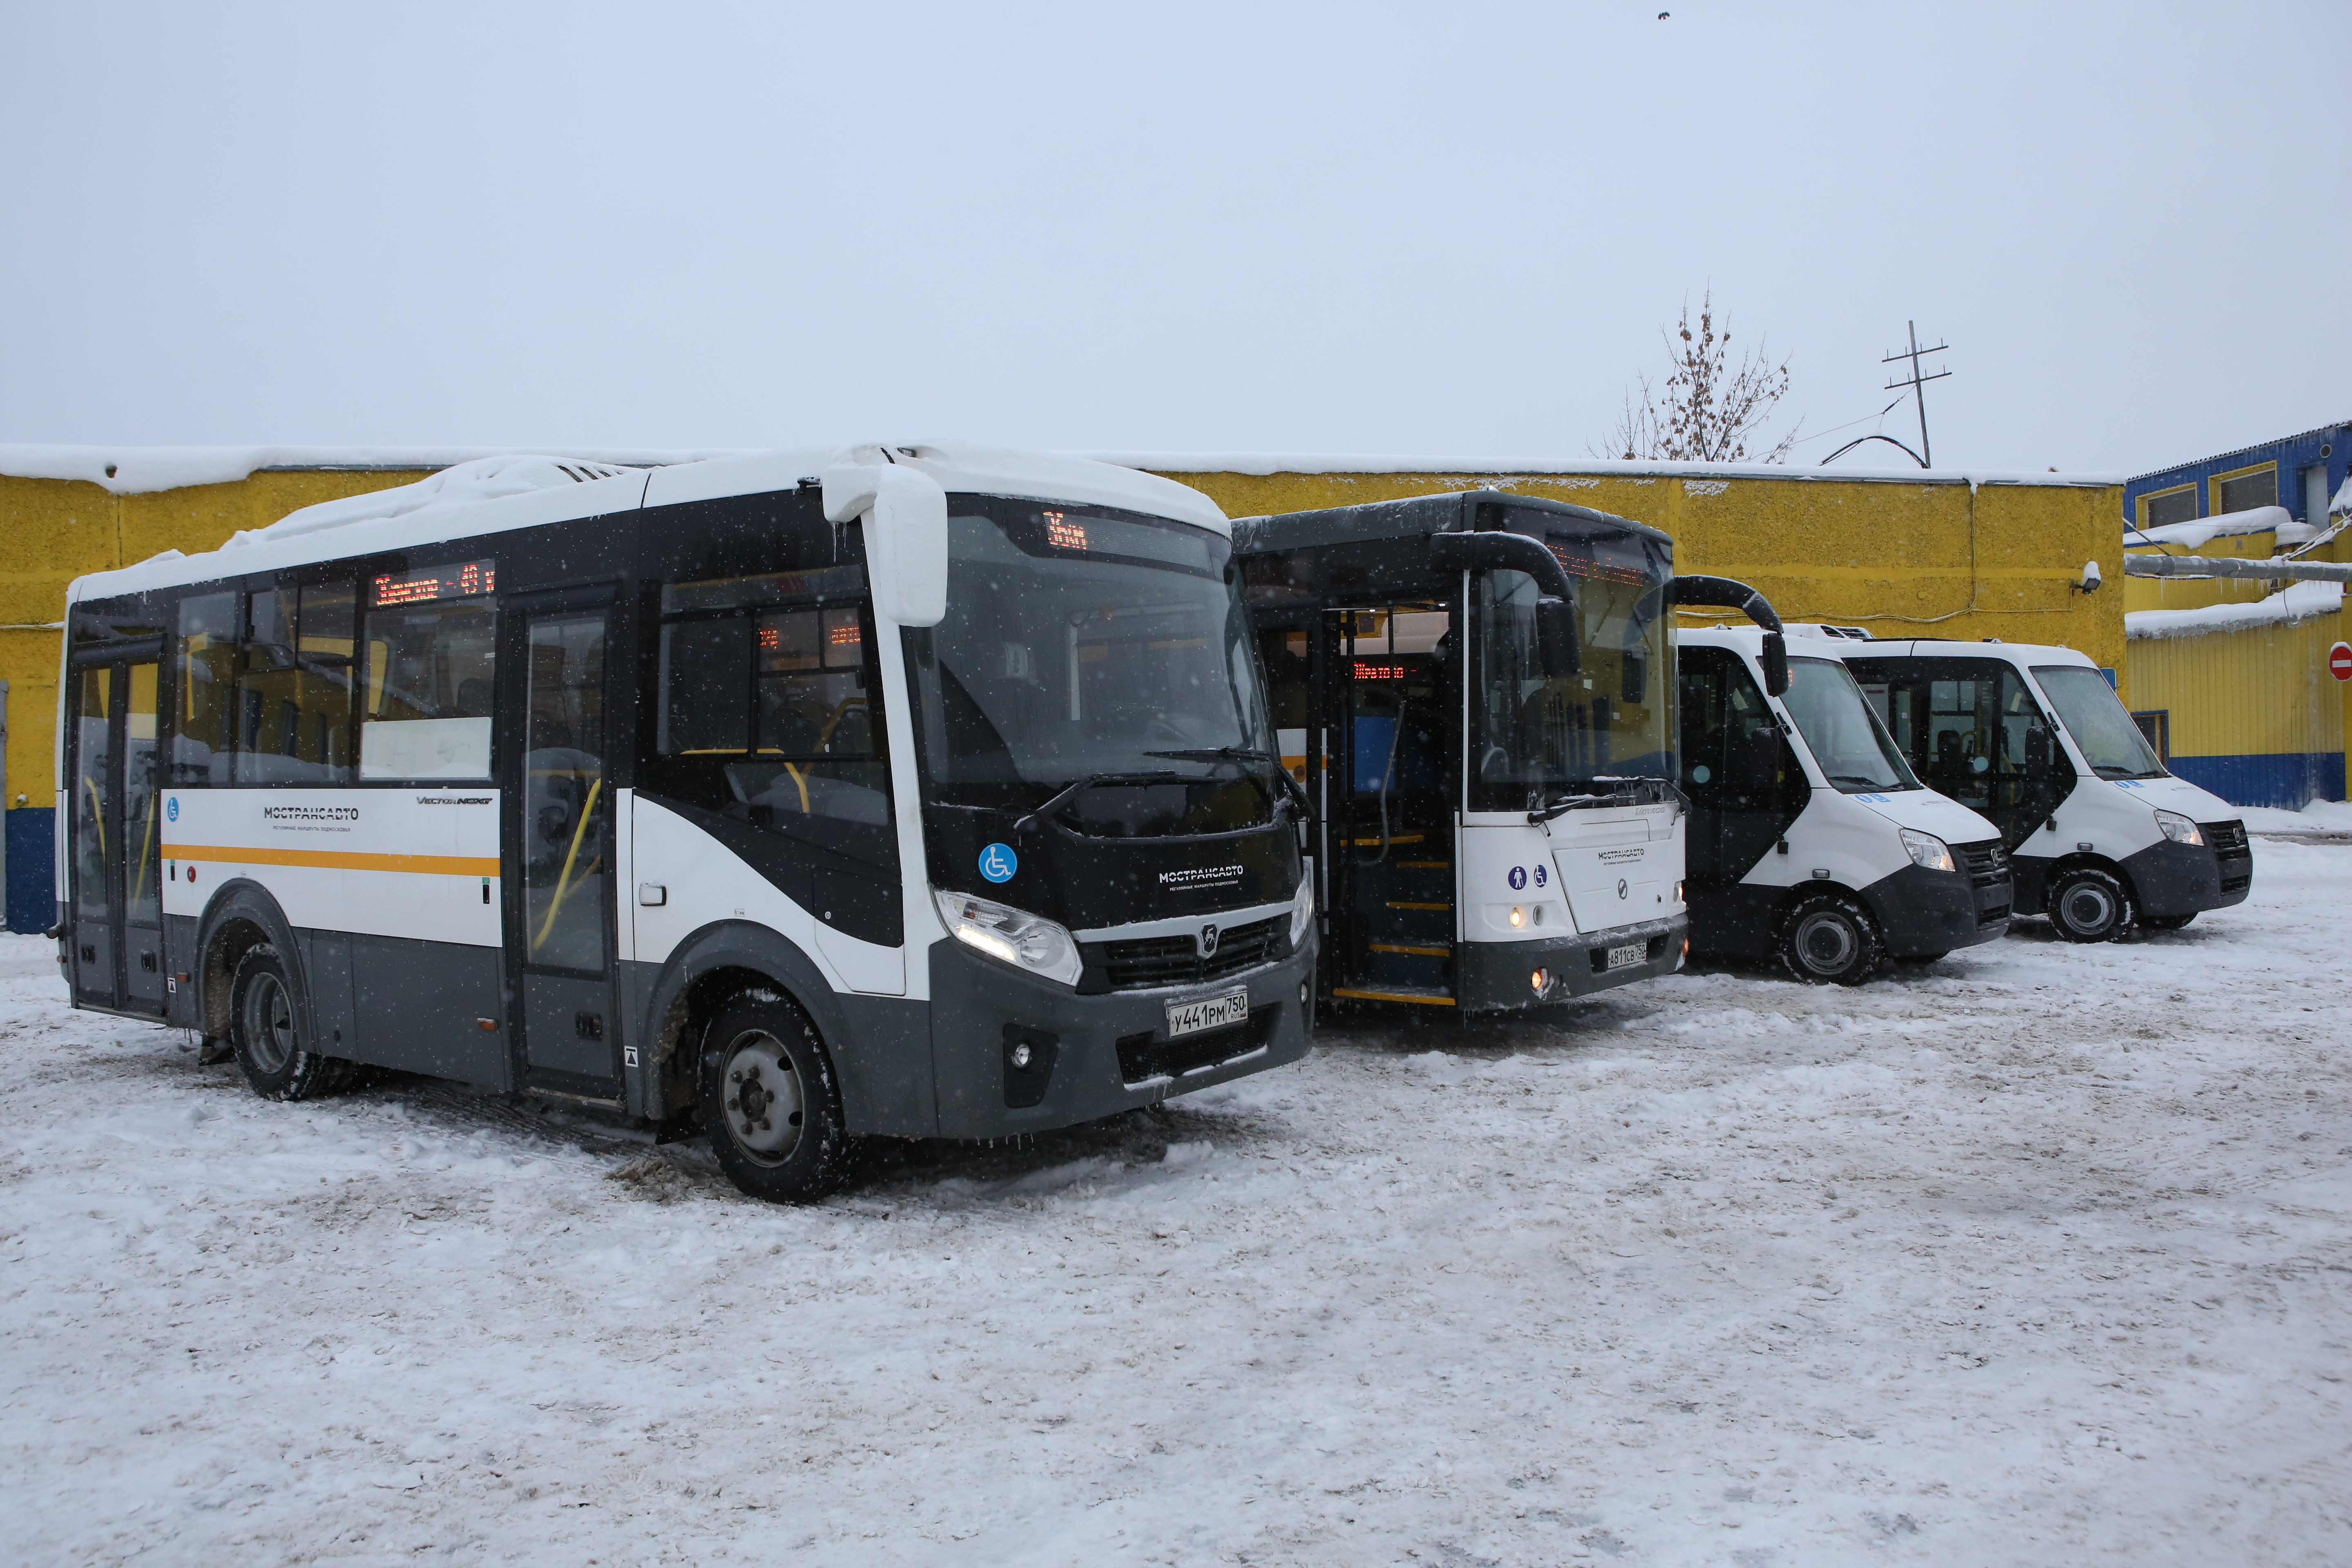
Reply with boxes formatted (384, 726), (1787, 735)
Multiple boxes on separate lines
(2025, 724), (2051, 775)
(824, 463), (948, 627)
(1760, 631), (1790, 696)
(1536, 596), (1580, 679)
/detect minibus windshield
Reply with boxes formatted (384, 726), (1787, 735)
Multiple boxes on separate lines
(909, 498), (1280, 828)
(2032, 664), (2165, 779)
(1468, 528), (1674, 811)
(1782, 657), (1919, 792)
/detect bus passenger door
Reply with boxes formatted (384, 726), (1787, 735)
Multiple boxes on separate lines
(1329, 605), (1454, 1004)
(502, 596), (621, 1098)
(66, 655), (166, 1015)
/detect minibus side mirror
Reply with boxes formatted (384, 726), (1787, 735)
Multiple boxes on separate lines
(1760, 631), (1790, 696)
(2025, 723), (2051, 776)
(1536, 596), (1581, 679)
(823, 463), (949, 627)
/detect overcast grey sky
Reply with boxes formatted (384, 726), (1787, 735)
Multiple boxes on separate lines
(2, 2), (2344, 475)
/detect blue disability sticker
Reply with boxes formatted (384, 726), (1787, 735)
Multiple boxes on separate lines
(1534, 863), (1548, 887)
(166, 797), (180, 822)
(978, 843), (1019, 884)
(1508, 866), (1527, 890)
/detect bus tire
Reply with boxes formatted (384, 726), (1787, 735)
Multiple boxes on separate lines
(700, 991), (855, 1204)
(1778, 892), (1883, 985)
(2049, 867), (2133, 943)
(230, 943), (353, 1101)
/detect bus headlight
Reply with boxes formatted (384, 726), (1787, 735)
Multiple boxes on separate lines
(1287, 875), (1315, 948)
(933, 889), (1083, 987)
(1898, 828), (1955, 873)
(2154, 809), (2205, 847)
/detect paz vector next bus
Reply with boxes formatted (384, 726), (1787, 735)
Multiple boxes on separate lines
(1233, 492), (1779, 1014)
(56, 443), (1316, 1201)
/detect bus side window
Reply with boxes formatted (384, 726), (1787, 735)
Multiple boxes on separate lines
(235, 579), (360, 784)
(359, 597), (497, 780)
(173, 591), (242, 784)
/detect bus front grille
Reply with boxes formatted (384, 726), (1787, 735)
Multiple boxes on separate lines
(1088, 915), (1285, 992)
(2204, 821), (2252, 893)
(1955, 839), (2009, 892)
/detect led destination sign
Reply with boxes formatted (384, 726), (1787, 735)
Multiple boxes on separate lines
(371, 559), (497, 607)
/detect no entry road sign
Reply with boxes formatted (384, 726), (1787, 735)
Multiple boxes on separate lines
(2331, 642), (2352, 682)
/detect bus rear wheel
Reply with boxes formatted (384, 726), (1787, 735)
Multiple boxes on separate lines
(2049, 868), (2133, 942)
(1778, 892), (1884, 986)
(230, 943), (354, 1101)
(699, 992), (855, 1204)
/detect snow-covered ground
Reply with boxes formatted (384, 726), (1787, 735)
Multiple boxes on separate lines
(4, 844), (2348, 1567)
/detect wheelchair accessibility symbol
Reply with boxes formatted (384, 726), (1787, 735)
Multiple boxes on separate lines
(978, 842), (1018, 884)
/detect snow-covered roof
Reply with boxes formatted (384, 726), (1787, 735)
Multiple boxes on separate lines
(65, 442), (1230, 602)
(2124, 505), (2312, 550)
(2125, 579), (2345, 641)
(0, 442), (2126, 497)
(1086, 452), (2123, 488)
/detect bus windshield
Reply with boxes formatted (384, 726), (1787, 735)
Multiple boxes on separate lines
(909, 498), (1279, 828)
(1782, 657), (1918, 792)
(2033, 664), (2165, 779)
(1469, 528), (1673, 811)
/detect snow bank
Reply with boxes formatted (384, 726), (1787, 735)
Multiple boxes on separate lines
(2125, 505), (2308, 550)
(2238, 798), (2352, 836)
(2125, 578), (2344, 640)
(0, 444), (746, 496)
(238, 455), (637, 546)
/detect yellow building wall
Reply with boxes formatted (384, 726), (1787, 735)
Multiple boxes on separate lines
(1156, 467), (2125, 680)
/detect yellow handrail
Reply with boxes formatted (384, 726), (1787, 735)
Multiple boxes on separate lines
(531, 776), (603, 952)
(131, 792), (158, 905)
(83, 775), (106, 859)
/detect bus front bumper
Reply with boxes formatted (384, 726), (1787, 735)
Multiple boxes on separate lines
(1455, 913), (1687, 1012)
(924, 938), (1317, 1140)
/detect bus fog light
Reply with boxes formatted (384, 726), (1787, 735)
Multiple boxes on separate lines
(1530, 968), (1548, 993)
(1009, 1042), (1033, 1069)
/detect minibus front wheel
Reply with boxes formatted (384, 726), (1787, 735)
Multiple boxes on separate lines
(699, 990), (857, 1204)
(1778, 892), (1884, 986)
(2048, 867), (2134, 943)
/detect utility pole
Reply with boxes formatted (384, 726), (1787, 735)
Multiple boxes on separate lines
(1882, 321), (1951, 468)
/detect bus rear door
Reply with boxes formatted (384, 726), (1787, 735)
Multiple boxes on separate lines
(65, 647), (166, 1016)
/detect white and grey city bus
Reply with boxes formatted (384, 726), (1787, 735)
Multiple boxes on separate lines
(56, 444), (1315, 1201)
(1678, 626), (2013, 983)
(1835, 633), (2250, 940)
(1234, 493), (1778, 1013)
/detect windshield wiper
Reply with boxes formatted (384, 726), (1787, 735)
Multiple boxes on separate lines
(1143, 747), (1311, 819)
(1827, 775), (1897, 789)
(1527, 775), (1686, 823)
(1012, 771), (1181, 835)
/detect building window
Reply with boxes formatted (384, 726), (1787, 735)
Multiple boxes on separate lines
(2213, 463), (2277, 518)
(2131, 710), (2170, 764)
(2139, 486), (2196, 530)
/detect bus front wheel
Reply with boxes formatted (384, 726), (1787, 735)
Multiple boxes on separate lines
(230, 943), (354, 1101)
(1778, 893), (1884, 986)
(699, 992), (855, 1204)
(2049, 868), (2133, 943)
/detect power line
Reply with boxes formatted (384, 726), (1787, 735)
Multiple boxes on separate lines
(1880, 321), (1951, 467)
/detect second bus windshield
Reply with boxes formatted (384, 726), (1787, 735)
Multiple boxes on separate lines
(1782, 657), (1917, 793)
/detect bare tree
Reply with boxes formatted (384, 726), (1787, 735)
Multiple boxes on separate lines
(1596, 292), (1799, 463)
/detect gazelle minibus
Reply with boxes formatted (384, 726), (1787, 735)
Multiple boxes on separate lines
(1233, 492), (1778, 1013)
(1678, 626), (2013, 983)
(1836, 633), (2250, 940)
(57, 443), (1315, 1201)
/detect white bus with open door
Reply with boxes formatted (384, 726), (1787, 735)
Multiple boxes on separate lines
(56, 444), (1316, 1202)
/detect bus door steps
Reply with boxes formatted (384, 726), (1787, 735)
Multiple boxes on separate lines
(1330, 984), (1456, 1008)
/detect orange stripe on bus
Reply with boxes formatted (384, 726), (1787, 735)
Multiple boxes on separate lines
(162, 844), (500, 877)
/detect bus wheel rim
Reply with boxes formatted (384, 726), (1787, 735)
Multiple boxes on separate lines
(1795, 912), (1856, 973)
(722, 1032), (804, 1165)
(2064, 884), (2113, 931)
(244, 972), (296, 1074)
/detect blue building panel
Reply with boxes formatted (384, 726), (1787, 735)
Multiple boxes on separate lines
(4, 806), (55, 934)
(2123, 420), (2352, 532)
(2167, 753), (2345, 811)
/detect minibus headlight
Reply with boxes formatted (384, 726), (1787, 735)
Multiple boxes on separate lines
(933, 889), (1083, 987)
(1898, 828), (1955, 873)
(2154, 809), (2205, 847)
(1287, 875), (1315, 947)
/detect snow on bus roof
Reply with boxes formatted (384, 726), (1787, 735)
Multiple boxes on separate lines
(62, 442), (1229, 602)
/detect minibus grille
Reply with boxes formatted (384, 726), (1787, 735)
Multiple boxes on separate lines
(2204, 821), (2251, 892)
(1955, 839), (2009, 890)
(1089, 915), (1285, 992)
(1116, 1004), (1277, 1084)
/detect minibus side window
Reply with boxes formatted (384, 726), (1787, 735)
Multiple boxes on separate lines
(172, 592), (243, 784)
(235, 579), (361, 784)
(359, 596), (497, 781)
